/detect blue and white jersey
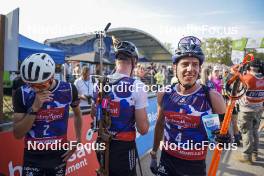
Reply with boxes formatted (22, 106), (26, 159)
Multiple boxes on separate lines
(107, 76), (137, 141)
(93, 73), (148, 141)
(21, 81), (72, 146)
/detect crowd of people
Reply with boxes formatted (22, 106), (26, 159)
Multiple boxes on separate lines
(9, 35), (264, 176)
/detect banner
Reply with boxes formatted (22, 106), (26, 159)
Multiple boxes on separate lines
(0, 117), (98, 176)
(232, 38), (247, 51)
(231, 50), (245, 64)
(4, 8), (19, 71)
(246, 38), (262, 48)
(136, 96), (157, 156)
(261, 38), (264, 48)
(49, 36), (113, 59)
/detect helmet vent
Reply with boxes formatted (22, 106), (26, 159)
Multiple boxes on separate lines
(41, 54), (46, 60)
(42, 72), (51, 80)
(28, 62), (34, 80)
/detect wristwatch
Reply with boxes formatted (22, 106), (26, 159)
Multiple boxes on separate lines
(27, 107), (38, 115)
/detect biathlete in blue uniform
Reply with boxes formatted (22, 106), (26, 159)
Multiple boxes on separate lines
(13, 53), (82, 176)
(150, 36), (230, 176)
(93, 41), (149, 176)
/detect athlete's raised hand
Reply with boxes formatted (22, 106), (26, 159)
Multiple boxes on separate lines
(32, 91), (53, 111)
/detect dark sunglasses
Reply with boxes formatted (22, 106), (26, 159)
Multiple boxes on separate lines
(28, 79), (52, 89)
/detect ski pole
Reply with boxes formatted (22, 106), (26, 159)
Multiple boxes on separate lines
(208, 54), (254, 176)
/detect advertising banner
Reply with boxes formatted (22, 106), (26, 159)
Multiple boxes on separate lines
(232, 38), (247, 51)
(246, 38), (262, 48)
(4, 8), (19, 71)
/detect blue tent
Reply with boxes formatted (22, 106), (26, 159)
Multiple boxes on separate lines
(138, 57), (150, 62)
(19, 34), (65, 64)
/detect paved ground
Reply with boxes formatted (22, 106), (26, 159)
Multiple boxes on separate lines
(137, 120), (264, 176)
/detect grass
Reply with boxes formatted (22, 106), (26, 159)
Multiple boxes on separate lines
(2, 95), (14, 123)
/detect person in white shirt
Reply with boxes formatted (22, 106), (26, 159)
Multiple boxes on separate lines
(74, 66), (93, 110)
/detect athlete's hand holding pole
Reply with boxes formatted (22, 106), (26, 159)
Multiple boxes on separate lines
(208, 54), (254, 176)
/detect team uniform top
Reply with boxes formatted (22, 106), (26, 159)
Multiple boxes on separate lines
(13, 80), (79, 147)
(239, 73), (264, 112)
(162, 84), (212, 160)
(105, 73), (148, 141)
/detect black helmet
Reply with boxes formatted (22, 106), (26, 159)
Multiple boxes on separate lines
(172, 36), (205, 65)
(115, 41), (139, 60)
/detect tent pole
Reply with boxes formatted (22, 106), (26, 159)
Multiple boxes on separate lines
(0, 15), (6, 122)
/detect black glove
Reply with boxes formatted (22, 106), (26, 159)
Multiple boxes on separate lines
(150, 151), (158, 175)
(213, 130), (231, 146)
(150, 158), (158, 175)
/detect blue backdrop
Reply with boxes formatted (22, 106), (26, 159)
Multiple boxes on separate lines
(136, 96), (157, 157)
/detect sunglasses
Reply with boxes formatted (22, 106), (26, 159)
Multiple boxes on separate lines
(28, 79), (53, 89)
(178, 36), (202, 51)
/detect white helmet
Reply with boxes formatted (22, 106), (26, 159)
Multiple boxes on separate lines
(20, 53), (55, 83)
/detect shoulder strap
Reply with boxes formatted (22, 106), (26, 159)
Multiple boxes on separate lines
(201, 84), (214, 113)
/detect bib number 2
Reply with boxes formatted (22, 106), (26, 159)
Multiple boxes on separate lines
(43, 125), (50, 136)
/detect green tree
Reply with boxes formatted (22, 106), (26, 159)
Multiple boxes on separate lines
(201, 38), (232, 65)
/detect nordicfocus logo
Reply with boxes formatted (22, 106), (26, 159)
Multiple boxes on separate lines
(27, 140), (106, 151)
(160, 140), (238, 151)
(93, 82), (172, 93)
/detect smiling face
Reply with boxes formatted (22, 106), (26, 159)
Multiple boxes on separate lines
(176, 57), (201, 87)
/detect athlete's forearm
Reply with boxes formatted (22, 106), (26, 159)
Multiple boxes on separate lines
(73, 107), (82, 142)
(152, 118), (164, 152)
(13, 114), (36, 139)
(74, 116), (82, 142)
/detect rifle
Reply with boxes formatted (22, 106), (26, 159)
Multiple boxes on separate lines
(92, 75), (112, 176)
(208, 53), (254, 176)
(86, 23), (112, 176)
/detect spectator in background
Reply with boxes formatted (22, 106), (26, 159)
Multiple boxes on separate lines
(161, 65), (168, 85)
(200, 67), (215, 89)
(236, 59), (264, 163)
(154, 69), (165, 87)
(63, 61), (73, 83)
(135, 64), (147, 83)
(74, 66), (93, 111)
(134, 64), (141, 80)
(170, 65), (178, 85)
(147, 63), (157, 85)
(12, 71), (26, 107)
(211, 65), (223, 93)
(138, 64), (146, 78)
(73, 64), (81, 79)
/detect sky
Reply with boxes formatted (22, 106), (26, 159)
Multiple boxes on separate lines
(0, 0), (263, 47)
